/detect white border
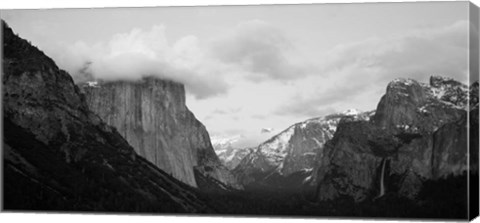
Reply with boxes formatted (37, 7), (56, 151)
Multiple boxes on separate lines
(0, 0), (478, 9)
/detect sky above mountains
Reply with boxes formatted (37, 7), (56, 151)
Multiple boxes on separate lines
(2, 2), (476, 148)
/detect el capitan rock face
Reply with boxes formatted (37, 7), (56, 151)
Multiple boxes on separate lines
(81, 78), (242, 189)
(2, 21), (212, 212)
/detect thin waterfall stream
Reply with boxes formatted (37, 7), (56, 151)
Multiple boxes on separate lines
(374, 158), (387, 200)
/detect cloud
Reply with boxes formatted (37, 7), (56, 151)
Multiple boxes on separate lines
(52, 26), (229, 99)
(260, 128), (274, 134)
(48, 20), (316, 99)
(251, 114), (267, 120)
(273, 64), (378, 117)
(275, 100), (337, 118)
(321, 20), (469, 83)
(212, 107), (242, 115)
(275, 20), (470, 117)
(209, 20), (315, 82)
(233, 134), (268, 148)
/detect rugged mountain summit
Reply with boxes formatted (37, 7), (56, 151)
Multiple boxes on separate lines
(212, 136), (251, 170)
(233, 110), (374, 186)
(2, 21), (212, 212)
(81, 78), (242, 190)
(373, 77), (466, 133)
(307, 76), (476, 203)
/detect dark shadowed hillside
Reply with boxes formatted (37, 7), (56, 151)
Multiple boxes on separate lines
(2, 20), (213, 213)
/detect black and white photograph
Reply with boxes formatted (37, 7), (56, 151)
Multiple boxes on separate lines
(1, 0), (479, 221)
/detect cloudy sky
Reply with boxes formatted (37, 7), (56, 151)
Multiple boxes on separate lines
(2, 2), (477, 148)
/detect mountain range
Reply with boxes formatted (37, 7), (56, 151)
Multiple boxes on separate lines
(232, 109), (374, 187)
(2, 20), (478, 219)
(211, 135), (251, 170)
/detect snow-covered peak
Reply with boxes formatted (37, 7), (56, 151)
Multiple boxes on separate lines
(385, 78), (422, 100)
(425, 76), (469, 110)
(211, 135), (242, 150)
(239, 109), (376, 175)
(342, 108), (362, 116)
(258, 126), (295, 165)
(86, 81), (99, 87)
(391, 78), (417, 86)
(256, 111), (359, 166)
(429, 75), (455, 87)
(212, 135), (252, 169)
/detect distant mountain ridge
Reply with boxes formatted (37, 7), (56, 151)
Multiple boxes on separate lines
(233, 109), (374, 186)
(211, 135), (251, 170)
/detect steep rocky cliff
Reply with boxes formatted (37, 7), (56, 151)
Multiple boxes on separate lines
(81, 79), (242, 190)
(2, 21), (212, 212)
(211, 135), (251, 170)
(373, 77), (466, 133)
(307, 121), (393, 201)
(307, 77), (476, 202)
(233, 109), (374, 187)
(214, 146), (251, 170)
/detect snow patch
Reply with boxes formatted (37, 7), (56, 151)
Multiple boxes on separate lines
(303, 175), (312, 184)
(225, 150), (237, 163)
(392, 78), (415, 86)
(259, 126), (295, 165)
(418, 105), (429, 113)
(211, 135), (241, 149)
(342, 108), (362, 116)
(301, 168), (313, 172)
(86, 81), (99, 87)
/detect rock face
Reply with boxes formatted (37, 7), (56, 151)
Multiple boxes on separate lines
(307, 77), (476, 202)
(373, 77), (465, 133)
(211, 135), (250, 170)
(81, 79), (242, 189)
(233, 109), (374, 187)
(307, 119), (406, 201)
(214, 146), (251, 170)
(2, 21), (212, 212)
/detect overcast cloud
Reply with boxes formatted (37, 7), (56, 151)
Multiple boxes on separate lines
(51, 25), (233, 99)
(2, 2), (471, 148)
(320, 20), (469, 83)
(275, 20), (470, 117)
(210, 20), (314, 81)
(41, 19), (314, 99)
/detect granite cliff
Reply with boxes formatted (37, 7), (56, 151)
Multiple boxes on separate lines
(81, 79), (242, 190)
(306, 77), (477, 203)
(2, 21), (213, 212)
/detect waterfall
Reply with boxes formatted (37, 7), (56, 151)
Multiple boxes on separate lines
(379, 158), (387, 197)
(374, 158), (387, 200)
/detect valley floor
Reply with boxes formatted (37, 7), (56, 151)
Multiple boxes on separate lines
(198, 172), (476, 220)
